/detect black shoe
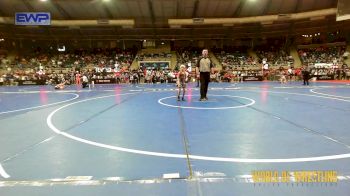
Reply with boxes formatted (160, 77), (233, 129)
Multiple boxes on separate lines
(182, 97), (185, 101)
(199, 98), (205, 101)
(177, 96), (180, 101)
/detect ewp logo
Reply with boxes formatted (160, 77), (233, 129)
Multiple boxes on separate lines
(15, 12), (51, 26)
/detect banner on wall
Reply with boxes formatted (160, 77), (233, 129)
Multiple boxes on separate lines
(139, 61), (170, 69)
(95, 67), (120, 73)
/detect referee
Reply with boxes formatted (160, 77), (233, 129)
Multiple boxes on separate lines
(302, 64), (311, 85)
(196, 49), (214, 101)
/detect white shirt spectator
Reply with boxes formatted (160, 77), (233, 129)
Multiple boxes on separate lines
(115, 62), (119, 68)
(37, 70), (45, 75)
(168, 71), (176, 78)
(187, 65), (192, 73)
(333, 58), (337, 64)
(82, 75), (88, 83)
(263, 63), (269, 70)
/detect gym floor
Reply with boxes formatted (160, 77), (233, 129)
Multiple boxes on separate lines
(0, 81), (350, 195)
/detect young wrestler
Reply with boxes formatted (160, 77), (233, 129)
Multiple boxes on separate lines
(75, 71), (81, 85)
(280, 69), (287, 84)
(55, 79), (67, 90)
(177, 64), (188, 101)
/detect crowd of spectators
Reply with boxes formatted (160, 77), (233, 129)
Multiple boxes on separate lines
(135, 52), (172, 61)
(216, 50), (256, 69)
(175, 47), (203, 70)
(255, 45), (294, 67)
(0, 48), (136, 70)
(2, 44), (350, 86)
(298, 46), (347, 65)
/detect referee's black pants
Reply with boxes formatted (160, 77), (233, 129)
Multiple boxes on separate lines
(82, 82), (88, 88)
(200, 72), (210, 99)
